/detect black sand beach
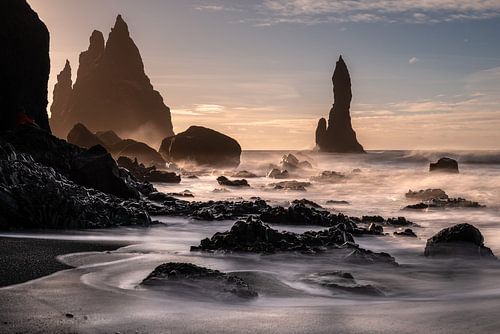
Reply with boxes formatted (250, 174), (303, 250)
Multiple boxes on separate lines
(0, 236), (128, 287)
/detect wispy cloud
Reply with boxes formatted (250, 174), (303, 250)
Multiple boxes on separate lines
(409, 57), (419, 64)
(257, 0), (500, 25)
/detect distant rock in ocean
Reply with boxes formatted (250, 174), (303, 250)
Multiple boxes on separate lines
(159, 126), (241, 168)
(315, 56), (364, 153)
(0, 0), (50, 132)
(429, 157), (459, 173)
(49, 15), (174, 148)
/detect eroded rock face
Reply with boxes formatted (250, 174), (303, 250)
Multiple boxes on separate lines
(0, 0), (50, 132)
(159, 126), (241, 168)
(49, 15), (174, 147)
(142, 262), (258, 299)
(429, 157), (459, 173)
(315, 56), (364, 153)
(424, 223), (496, 259)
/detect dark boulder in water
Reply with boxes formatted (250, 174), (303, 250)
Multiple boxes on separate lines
(49, 15), (174, 147)
(0, 0), (50, 132)
(159, 126), (241, 168)
(142, 262), (257, 299)
(304, 271), (384, 296)
(429, 157), (459, 173)
(405, 197), (484, 210)
(280, 153), (312, 170)
(310, 171), (346, 183)
(108, 138), (165, 166)
(217, 176), (250, 187)
(315, 56), (364, 153)
(117, 156), (180, 183)
(231, 170), (258, 178)
(269, 180), (311, 191)
(424, 223), (496, 259)
(394, 228), (417, 238)
(406, 188), (448, 201)
(267, 168), (289, 179)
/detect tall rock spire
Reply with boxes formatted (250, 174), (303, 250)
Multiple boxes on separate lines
(49, 60), (72, 130)
(315, 56), (364, 153)
(49, 14), (174, 148)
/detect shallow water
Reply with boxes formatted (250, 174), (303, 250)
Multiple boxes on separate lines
(1, 150), (500, 333)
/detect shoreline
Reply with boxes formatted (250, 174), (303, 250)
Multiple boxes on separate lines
(0, 236), (129, 288)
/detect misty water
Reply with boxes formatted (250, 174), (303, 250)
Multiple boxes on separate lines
(2, 150), (500, 331)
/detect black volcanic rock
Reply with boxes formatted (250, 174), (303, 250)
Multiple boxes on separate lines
(49, 15), (174, 147)
(217, 176), (250, 187)
(424, 223), (496, 259)
(0, 0), (50, 132)
(315, 56), (364, 153)
(159, 126), (241, 168)
(406, 188), (448, 201)
(117, 156), (180, 183)
(429, 157), (459, 173)
(67, 123), (106, 148)
(404, 197), (484, 210)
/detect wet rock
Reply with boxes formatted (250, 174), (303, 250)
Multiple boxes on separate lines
(117, 156), (180, 183)
(406, 189), (448, 201)
(361, 216), (385, 224)
(315, 56), (364, 153)
(310, 171), (345, 183)
(326, 200), (350, 205)
(342, 242), (398, 266)
(291, 199), (323, 209)
(217, 176), (250, 187)
(267, 168), (289, 179)
(280, 153), (312, 170)
(405, 197), (484, 210)
(159, 126), (241, 168)
(270, 180), (311, 191)
(191, 217), (354, 254)
(304, 272), (383, 296)
(368, 223), (384, 235)
(0, 0), (50, 132)
(361, 215), (413, 227)
(166, 190), (194, 198)
(50, 15), (173, 147)
(429, 157), (459, 173)
(424, 223), (496, 259)
(394, 228), (417, 237)
(232, 170), (258, 178)
(142, 262), (257, 299)
(108, 139), (165, 167)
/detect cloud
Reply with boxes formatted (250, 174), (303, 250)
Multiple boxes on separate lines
(257, 0), (500, 25)
(409, 57), (419, 64)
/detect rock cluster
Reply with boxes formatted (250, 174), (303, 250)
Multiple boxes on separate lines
(424, 223), (496, 259)
(49, 15), (174, 147)
(117, 156), (180, 183)
(405, 189), (448, 201)
(0, 0), (50, 132)
(405, 197), (484, 210)
(216, 176), (250, 187)
(315, 56), (364, 153)
(159, 126), (241, 168)
(142, 262), (257, 299)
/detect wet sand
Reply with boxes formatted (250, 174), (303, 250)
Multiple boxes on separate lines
(0, 236), (128, 287)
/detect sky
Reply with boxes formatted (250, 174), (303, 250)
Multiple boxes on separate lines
(30, 0), (500, 150)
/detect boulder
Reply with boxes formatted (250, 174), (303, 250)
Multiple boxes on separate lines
(67, 123), (106, 148)
(310, 171), (345, 183)
(216, 176), (249, 187)
(424, 223), (496, 259)
(304, 272), (383, 296)
(159, 126), (241, 168)
(232, 170), (258, 178)
(49, 15), (174, 147)
(405, 197), (484, 210)
(117, 156), (180, 183)
(429, 157), (459, 173)
(0, 0), (50, 132)
(280, 153), (312, 170)
(267, 168), (289, 179)
(95, 130), (122, 146)
(315, 56), (364, 153)
(405, 188), (448, 201)
(270, 180), (311, 191)
(394, 228), (417, 238)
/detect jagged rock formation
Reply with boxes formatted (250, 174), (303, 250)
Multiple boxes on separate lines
(159, 126), (241, 168)
(429, 157), (459, 173)
(50, 60), (72, 127)
(67, 123), (165, 166)
(49, 15), (174, 148)
(315, 56), (364, 153)
(0, 0), (50, 132)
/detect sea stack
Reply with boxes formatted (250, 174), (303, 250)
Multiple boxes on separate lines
(49, 15), (174, 148)
(0, 0), (51, 132)
(315, 56), (364, 153)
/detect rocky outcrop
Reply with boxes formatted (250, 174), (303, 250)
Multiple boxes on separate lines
(50, 60), (72, 128)
(49, 15), (174, 147)
(424, 223), (496, 259)
(404, 197), (484, 210)
(216, 176), (250, 187)
(315, 56), (364, 153)
(0, 0), (50, 132)
(95, 130), (122, 146)
(280, 154), (312, 170)
(429, 157), (459, 173)
(0, 143), (151, 230)
(117, 156), (180, 183)
(142, 262), (258, 299)
(406, 189), (448, 201)
(159, 126), (241, 168)
(67, 123), (106, 148)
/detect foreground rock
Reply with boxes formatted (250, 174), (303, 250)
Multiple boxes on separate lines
(117, 156), (180, 183)
(405, 189), (448, 201)
(49, 15), (173, 147)
(405, 197), (484, 210)
(1, 0), (50, 132)
(315, 56), (364, 153)
(0, 126), (152, 199)
(142, 262), (257, 299)
(303, 271), (383, 296)
(217, 176), (250, 187)
(429, 157), (459, 173)
(0, 143), (151, 229)
(159, 126), (241, 168)
(424, 223), (496, 259)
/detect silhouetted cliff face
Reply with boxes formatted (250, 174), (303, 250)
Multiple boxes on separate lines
(0, 0), (50, 132)
(50, 15), (174, 148)
(50, 60), (72, 124)
(315, 56), (364, 153)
